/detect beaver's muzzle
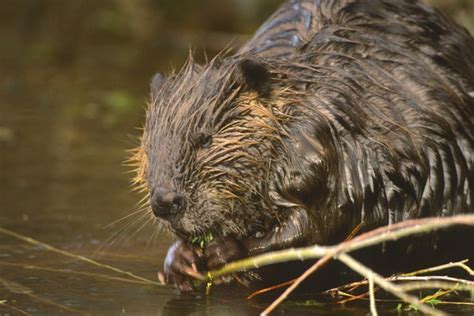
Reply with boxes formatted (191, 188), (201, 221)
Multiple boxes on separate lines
(150, 187), (186, 219)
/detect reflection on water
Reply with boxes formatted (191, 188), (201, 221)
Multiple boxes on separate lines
(0, 1), (473, 315)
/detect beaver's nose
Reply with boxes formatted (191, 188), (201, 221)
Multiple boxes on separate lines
(150, 187), (186, 219)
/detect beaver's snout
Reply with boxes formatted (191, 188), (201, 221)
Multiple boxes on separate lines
(150, 187), (186, 219)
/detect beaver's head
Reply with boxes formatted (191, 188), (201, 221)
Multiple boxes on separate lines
(132, 56), (302, 240)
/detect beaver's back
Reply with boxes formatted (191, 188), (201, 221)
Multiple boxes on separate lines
(260, 0), (474, 241)
(242, 0), (474, 74)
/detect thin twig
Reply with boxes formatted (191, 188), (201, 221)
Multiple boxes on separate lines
(344, 215), (474, 255)
(335, 289), (380, 304)
(0, 300), (32, 316)
(0, 262), (152, 285)
(0, 277), (84, 314)
(246, 278), (297, 300)
(394, 276), (474, 286)
(436, 301), (474, 306)
(403, 259), (474, 277)
(324, 272), (474, 295)
(368, 273), (377, 316)
(337, 253), (446, 316)
(397, 281), (473, 293)
(260, 252), (335, 315)
(0, 227), (161, 286)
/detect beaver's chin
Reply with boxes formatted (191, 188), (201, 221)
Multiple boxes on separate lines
(168, 217), (274, 242)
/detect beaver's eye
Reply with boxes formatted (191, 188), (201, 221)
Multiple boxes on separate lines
(202, 135), (212, 148)
(196, 133), (212, 148)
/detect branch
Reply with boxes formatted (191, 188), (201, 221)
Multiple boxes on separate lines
(206, 215), (474, 315)
(261, 252), (334, 315)
(368, 272), (377, 316)
(324, 259), (474, 295)
(397, 281), (473, 292)
(209, 215), (474, 278)
(403, 259), (474, 277)
(337, 253), (446, 316)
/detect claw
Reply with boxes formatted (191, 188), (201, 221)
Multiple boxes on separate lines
(163, 240), (203, 290)
(183, 267), (205, 280)
(158, 271), (165, 284)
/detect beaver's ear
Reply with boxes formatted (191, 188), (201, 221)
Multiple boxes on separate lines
(150, 72), (164, 100)
(238, 59), (271, 96)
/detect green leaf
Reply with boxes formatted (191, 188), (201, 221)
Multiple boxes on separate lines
(396, 303), (403, 312)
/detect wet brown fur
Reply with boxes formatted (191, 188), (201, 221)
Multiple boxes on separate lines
(131, 0), (474, 247)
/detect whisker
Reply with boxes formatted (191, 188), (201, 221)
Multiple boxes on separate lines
(93, 207), (151, 258)
(121, 215), (154, 245)
(103, 208), (147, 229)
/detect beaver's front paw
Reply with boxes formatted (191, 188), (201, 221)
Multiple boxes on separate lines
(203, 236), (259, 285)
(162, 240), (203, 291)
(204, 236), (246, 270)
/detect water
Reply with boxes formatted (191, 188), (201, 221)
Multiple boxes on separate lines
(0, 1), (315, 314)
(0, 67), (338, 314)
(1, 1), (473, 315)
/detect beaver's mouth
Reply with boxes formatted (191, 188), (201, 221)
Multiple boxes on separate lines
(169, 218), (273, 244)
(163, 199), (281, 242)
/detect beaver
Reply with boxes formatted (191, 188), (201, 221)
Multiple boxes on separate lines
(132, 0), (474, 291)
